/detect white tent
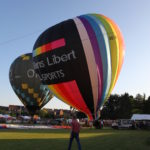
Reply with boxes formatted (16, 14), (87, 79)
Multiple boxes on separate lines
(131, 114), (150, 120)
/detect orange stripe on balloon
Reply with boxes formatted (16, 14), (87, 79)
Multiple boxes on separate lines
(49, 84), (72, 105)
(102, 15), (125, 88)
(57, 81), (93, 120)
(57, 83), (83, 109)
(48, 84), (84, 113)
(48, 81), (93, 120)
(60, 81), (92, 114)
(47, 85), (68, 105)
(34, 38), (66, 56)
(55, 83), (83, 111)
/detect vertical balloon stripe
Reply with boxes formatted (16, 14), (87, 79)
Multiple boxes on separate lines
(73, 18), (98, 114)
(48, 84), (80, 112)
(55, 82), (88, 112)
(79, 16), (103, 111)
(102, 15), (125, 86)
(88, 15), (112, 98)
(58, 84), (84, 111)
(48, 84), (82, 113)
(82, 15), (111, 108)
(93, 14), (119, 105)
(60, 81), (93, 119)
(48, 82), (93, 120)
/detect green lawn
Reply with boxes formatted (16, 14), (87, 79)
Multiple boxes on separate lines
(0, 128), (150, 150)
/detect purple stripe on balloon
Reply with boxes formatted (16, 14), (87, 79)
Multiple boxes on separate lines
(79, 16), (103, 109)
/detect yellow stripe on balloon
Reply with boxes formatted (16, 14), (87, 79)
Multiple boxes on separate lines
(105, 18), (125, 87)
(94, 14), (119, 98)
(36, 47), (42, 55)
(102, 15), (125, 91)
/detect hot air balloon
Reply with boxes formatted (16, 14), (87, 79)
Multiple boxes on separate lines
(9, 53), (53, 116)
(32, 14), (125, 120)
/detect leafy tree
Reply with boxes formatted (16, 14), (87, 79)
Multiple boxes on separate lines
(101, 94), (120, 119)
(101, 93), (145, 119)
(132, 93), (145, 114)
(143, 96), (150, 114)
(117, 93), (133, 119)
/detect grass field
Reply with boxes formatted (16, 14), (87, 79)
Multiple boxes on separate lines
(0, 128), (150, 150)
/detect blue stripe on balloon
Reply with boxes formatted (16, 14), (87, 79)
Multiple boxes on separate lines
(89, 14), (112, 108)
(81, 14), (111, 109)
(78, 16), (103, 111)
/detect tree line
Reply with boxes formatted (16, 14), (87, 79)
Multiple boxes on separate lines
(101, 93), (150, 120)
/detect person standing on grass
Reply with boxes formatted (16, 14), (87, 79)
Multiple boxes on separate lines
(68, 115), (81, 150)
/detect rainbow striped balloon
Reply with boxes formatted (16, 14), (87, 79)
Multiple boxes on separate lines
(32, 14), (125, 120)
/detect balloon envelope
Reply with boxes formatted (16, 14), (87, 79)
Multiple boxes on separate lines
(32, 14), (125, 120)
(9, 53), (53, 116)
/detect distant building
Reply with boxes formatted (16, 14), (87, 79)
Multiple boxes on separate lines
(0, 106), (9, 112)
(9, 105), (27, 114)
(0, 104), (73, 119)
(54, 109), (60, 116)
(43, 108), (53, 114)
(53, 109), (72, 118)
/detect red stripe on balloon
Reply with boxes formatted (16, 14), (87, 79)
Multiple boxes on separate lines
(41, 38), (65, 53)
(53, 81), (93, 120)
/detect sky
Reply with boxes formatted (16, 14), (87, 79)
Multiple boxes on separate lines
(0, 0), (150, 110)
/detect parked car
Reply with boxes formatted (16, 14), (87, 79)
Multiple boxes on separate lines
(112, 119), (133, 129)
